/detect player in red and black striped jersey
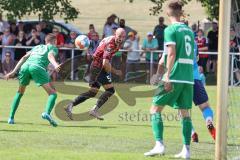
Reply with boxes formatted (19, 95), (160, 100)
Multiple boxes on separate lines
(65, 28), (126, 120)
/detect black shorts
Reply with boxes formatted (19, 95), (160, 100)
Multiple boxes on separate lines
(193, 79), (209, 105)
(89, 66), (112, 88)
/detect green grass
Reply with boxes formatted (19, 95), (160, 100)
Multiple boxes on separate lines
(0, 80), (218, 160)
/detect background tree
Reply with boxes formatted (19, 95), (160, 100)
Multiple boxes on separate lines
(128, 0), (219, 20)
(0, 0), (79, 22)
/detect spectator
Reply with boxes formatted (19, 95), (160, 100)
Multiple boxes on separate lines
(0, 14), (10, 34)
(123, 32), (140, 81)
(87, 24), (99, 40)
(17, 21), (25, 36)
(153, 17), (167, 51)
(14, 31), (27, 61)
(40, 21), (51, 34)
(229, 26), (240, 83)
(119, 19), (136, 38)
(198, 66), (206, 86)
(195, 29), (208, 73)
(2, 51), (15, 75)
(102, 16), (118, 38)
(10, 21), (18, 36)
(53, 27), (65, 63)
(64, 30), (80, 59)
(85, 32), (101, 81)
(1, 28), (15, 62)
(36, 24), (46, 44)
(0, 32), (3, 61)
(191, 23), (198, 37)
(142, 32), (159, 82)
(26, 28), (41, 46)
(207, 22), (218, 73)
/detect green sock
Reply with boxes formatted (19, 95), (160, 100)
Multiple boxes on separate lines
(181, 117), (192, 145)
(151, 112), (163, 141)
(9, 92), (23, 119)
(45, 93), (57, 114)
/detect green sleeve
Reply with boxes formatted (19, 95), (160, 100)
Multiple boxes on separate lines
(48, 46), (58, 57)
(164, 27), (176, 45)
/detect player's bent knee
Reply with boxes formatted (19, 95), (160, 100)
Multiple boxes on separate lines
(198, 102), (209, 111)
(88, 90), (98, 97)
(106, 87), (115, 95)
(150, 106), (163, 114)
(179, 109), (190, 118)
(50, 93), (57, 99)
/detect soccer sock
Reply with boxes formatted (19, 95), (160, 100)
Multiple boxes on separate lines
(181, 117), (192, 145)
(9, 92), (23, 119)
(191, 125), (195, 135)
(72, 90), (97, 106)
(94, 88), (115, 110)
(151, 112), (163, 142)
(202, 107), (214, 123)
(45, 93), (57, 114)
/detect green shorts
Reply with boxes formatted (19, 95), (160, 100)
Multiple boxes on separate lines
(152, 82), (193, 109)
(18, 63), (50, 87)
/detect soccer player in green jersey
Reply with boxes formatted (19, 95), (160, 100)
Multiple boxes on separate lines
(144, 1), (195, 159)
(5, 34), (61, 127)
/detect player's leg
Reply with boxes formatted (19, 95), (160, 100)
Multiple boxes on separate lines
(199, 102), (216, 140)
(8, 85), (26, 124)
(8, 64), (31, 124)
(65, 66), (101, 120)
(29, 65), (58, 127)
(174, 83), (193, 159)
(174, 109), (192, 159)
(144, 106), (165, 156)
(193, 80), (215, 140)
(145, 82), (181, 157)
(41, 83), (58, 127)
(89, 70), (114, 120)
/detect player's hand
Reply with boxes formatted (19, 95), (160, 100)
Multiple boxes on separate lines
(164, 81), (172, 92)
(115, 70), (123, 77)
(54, 64), (62, 72)
(4, 71), (15, 80)
(150, 74), (162, 85)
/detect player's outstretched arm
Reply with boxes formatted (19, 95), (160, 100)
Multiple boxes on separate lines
(48, 52), (61, 72)
(102, 59), (122, 77)
(5, 52), (31, 80)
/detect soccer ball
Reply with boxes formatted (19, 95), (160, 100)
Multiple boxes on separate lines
(75, 35), (90, 49)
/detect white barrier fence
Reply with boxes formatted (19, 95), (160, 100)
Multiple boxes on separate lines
(0, 45), (239, 86)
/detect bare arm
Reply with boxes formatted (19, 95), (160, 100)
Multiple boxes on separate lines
(48, 52), (61, 72)
(166, 45), (176, 81)
(4, 52), (31, 80)
(156, 55), (165, 76)
(102, 59), (121, 76)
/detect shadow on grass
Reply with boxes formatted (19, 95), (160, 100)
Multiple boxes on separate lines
(110, 123), (181, 128)
(0, 129), (42, 133)
(59, 125), (116, 129)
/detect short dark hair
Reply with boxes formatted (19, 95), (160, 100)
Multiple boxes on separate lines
(167, 0), (184, 17)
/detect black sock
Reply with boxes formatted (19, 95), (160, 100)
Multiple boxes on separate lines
(95, 88), (115, 110)
(72, 90), (97, 106)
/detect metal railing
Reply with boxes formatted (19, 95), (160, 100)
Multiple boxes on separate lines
(0, 45), (240, 86)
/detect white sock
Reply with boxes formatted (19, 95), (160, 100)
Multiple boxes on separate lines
(183, 145), (190, 152)
(155, 141), (163, 147)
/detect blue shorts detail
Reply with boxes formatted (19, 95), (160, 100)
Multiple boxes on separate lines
(193, 79), (208, 105)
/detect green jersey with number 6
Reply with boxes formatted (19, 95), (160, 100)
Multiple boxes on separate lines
(163, 22), (194, 84)
(26, 44), (58, 69)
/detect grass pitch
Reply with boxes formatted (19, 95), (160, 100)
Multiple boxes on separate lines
(0, 80), (217, 160)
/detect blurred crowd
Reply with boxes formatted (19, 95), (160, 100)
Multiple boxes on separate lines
(0, 13), (239, 83)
